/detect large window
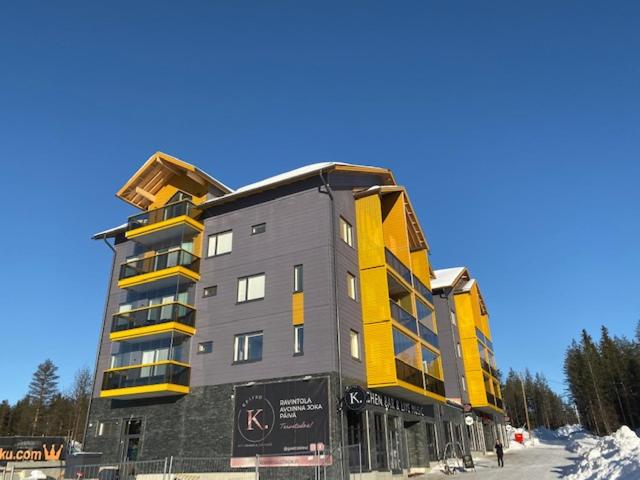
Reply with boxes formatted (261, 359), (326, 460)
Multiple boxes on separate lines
(347, 272), (357, 300)
(294, 265), (303, 293)
(350, 330), (361, 359)
(339, 217), (354, 247)
(421, 346), (442, 379)
(294, 325), (304, 355)
(393, 328), (419, 368)
(416, 299), (434, 330)
(234, 332), (263, 362)
(207, 230), (233, 257)
(237, 273), (266, 302)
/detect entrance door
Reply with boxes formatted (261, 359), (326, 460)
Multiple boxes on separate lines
(347, 411), (368, 471)
(387, 416), (402, 473)
(121, 418), (143, 462)
(425, 422), (438, 462)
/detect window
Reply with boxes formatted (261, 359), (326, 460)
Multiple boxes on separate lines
(207, 230), (233, 257)
(197, 341), (213, 354)
(203, 285), (217, 298)
(416, 299), (434, 330)
(234, 332), (263, 362)
(421, 345), (442, 378)
(339, 217), (354, 247)
(393, 328), (419, 368)
(347, 272), (357, 300)
(293, 265), (303, 293)
(237, 273), (266, 302)
(450, 310), (457, 325)
(350, 330), (361, 359)
(456, 342), (462, 358)
(251, 223), (266, 235)
(461, 375), (467, 392)
(294, 325), (304, 355)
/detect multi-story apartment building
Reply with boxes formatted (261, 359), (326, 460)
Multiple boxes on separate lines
(85, 152), (467, 477)
(431, 267), (507, 453)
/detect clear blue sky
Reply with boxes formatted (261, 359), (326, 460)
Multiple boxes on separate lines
(1, 1), (638, 403)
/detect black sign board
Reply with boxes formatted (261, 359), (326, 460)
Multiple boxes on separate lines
(344, 386), (366, 412)
(231, 377), (330, 467)
(462, 454), (475, 469)
(0, 437), (67, 465)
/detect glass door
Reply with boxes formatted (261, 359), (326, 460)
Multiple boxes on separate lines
(387, 416), (402, 473)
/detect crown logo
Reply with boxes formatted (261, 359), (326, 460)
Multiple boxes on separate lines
(43, 444), (63, 461)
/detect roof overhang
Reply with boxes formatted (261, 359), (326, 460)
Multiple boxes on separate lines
(354, 185), (429, 252)
(200, 162), (395, 209)
(116, 152), (233, 210)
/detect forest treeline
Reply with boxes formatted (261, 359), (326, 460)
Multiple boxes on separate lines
(501, 369), (577, 430)
(0, 359), (91, 441)
(564, 325), (640, 435)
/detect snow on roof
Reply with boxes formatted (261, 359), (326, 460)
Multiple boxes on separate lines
(460, 279), (476, 293)
(201, 161), (386, 207)
(431, 267), (467, 290)
(92, 223), (128, 239)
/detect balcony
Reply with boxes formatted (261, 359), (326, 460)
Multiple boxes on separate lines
(395, 359), (424, 390)
(125, 200), (203, 247)
(385, 249), (412, 284)
(118, 249), (200, 290)
(100, 361), (190, 399)
(480, 358), (492, 374)
(390, 301), (418, 335)
(412, 274), (434, 305)
(486, 391), (496, 406)
(110, 302), (196, 341)
(424, 374), (446, 397)
(495, 397), (504, 410)
(418, 323), (439, 349)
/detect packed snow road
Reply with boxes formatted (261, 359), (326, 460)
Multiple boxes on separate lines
(429, 444), (576, 479)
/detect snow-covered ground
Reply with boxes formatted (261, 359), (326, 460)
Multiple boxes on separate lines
(426, 424), (640, 479)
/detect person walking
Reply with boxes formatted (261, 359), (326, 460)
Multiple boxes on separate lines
(495, 440), (504, 467)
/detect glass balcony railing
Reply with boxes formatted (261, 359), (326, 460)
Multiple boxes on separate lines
(412, 275), (434, 305)
(127, 200), (201, 231)
(486, 392), (496, 406)
(495, 397), (503, 409)
(385, 249), (412, 284)
(119, 249), (200, 280)
(424, 373), (446, 397)
(111, 303), (196, 333)
(485, 338), (494, 352)
(395, 359), (425, 389)
(476, 327), (486, 344)
(480, 358), (492, 374)
(390, 301), (418, 335)
(102, 362), (190, 391)
(419, 323), (439, 349)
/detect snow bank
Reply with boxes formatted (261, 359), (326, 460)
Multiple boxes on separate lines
(567, 426), (640, 480)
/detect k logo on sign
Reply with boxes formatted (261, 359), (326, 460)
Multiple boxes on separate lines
(344, 385), (367, 413)
(237, 395), (275, 443)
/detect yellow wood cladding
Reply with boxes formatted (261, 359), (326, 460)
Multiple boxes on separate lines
(292, 292), (304, 325)
(117, 266), (201, 289)
(355, 194), (385, 269)
(359, 268), (390, 324)
(148, 178), (208, 210)
(109, 322), (196, 342)
(410, 249), (431, 289)
(100, 383), (189, 398)
(381, 192), (411, 267)
(364, 322), (396, 386)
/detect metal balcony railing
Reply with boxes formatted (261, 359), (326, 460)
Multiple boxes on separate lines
(111, 302), (196, 333)
(102, 362), (190, 391)
(119, 249), (200, 280)
(127, 199), (201, 231)
(385, 248), (412, 284)
(390, 301), (418, 335)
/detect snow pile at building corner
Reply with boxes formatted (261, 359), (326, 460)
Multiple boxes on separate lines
(567, 426), (640, 480)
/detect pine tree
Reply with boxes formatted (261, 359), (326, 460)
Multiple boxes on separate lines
(0, 400), (10, 436)
(28, 359), (59, 435)
(68, 367), (92, 441)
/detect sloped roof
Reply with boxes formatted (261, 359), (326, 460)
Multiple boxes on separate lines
(431, 267), (467, 290)
(117, 152), (233, 209)
(200, 162), (394, 208)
